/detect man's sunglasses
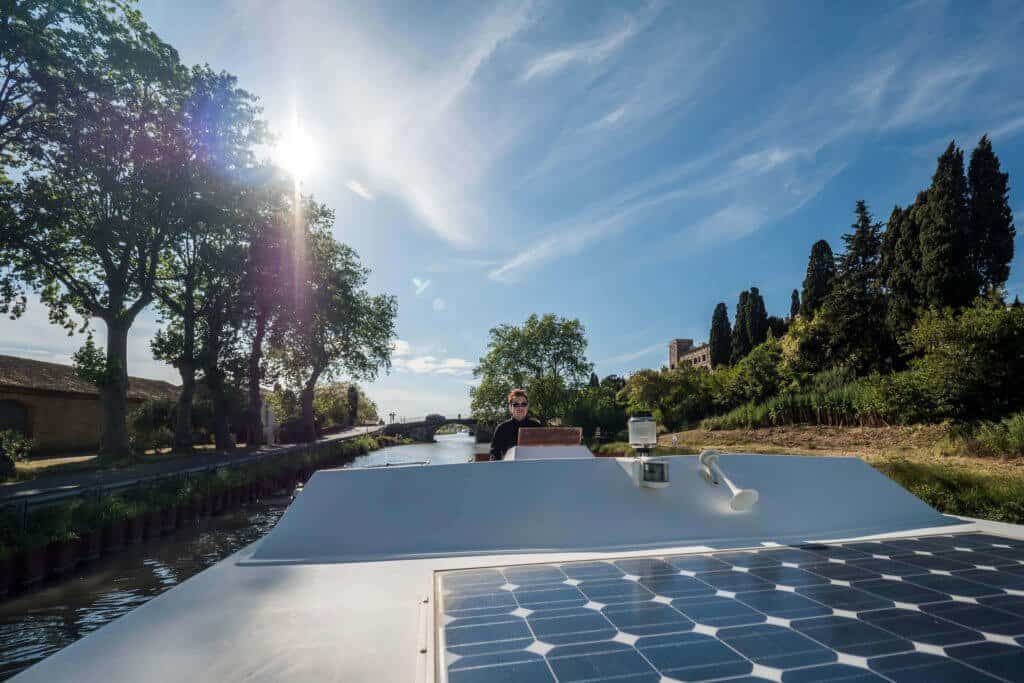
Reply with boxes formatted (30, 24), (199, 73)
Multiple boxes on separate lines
(510, 401), (528, 408)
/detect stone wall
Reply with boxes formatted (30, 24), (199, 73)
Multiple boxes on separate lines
(679, 343), (712, 370)
(0, 389), (145, 454)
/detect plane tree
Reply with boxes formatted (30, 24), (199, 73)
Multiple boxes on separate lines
(0, 18), (183, 460)
(267, 204), (396, 442)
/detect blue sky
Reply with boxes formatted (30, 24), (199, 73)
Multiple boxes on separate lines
(5, 0), (1024, 419)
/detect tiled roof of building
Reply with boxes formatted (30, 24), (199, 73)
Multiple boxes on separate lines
(0, 354), (179, 401)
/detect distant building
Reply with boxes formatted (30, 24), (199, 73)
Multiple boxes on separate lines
(668, 339), (711, 371)
(0, 355), (179, 454)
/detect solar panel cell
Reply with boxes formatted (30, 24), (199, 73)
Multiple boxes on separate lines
(858, 608), (982, 646)
(791, 615), (912, 657)
(922, 601), (1024, 636)
(718, 623), (837, 669)
(945, 641), (1024, 682)
(636, 632), (753, 681)
(735, 590), (832, 620)
(527, 607), (616, 645)
(601, 601), (693, 637)
(868, 651), (1002, 682)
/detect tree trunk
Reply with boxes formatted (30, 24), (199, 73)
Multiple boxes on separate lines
(299, 370), (321, 443)
(99, 320), (131, 460)
(173, 291), (197, 453)
(207, 369), (235, 453)
(244, 312), (267, 447)
(173, 361), (195, 453)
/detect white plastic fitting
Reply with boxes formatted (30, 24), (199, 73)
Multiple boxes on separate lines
(699, 449), (759, 512)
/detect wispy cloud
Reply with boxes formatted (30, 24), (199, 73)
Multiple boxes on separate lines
(412, 278), (431, 296)
(733, 147), (801, 175)
(521, 20), (636, 81)
(883, 59), (993, 130)
(599, 342), (664, 366)
(345, 180), (375, 200)
(990, 114), (1024, 141)
(425, 257), (500, 273)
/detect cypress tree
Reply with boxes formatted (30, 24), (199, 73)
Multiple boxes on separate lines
(1013, 296), (1022, 309)
(790, 289), (800, 320)
(819, 201), (890, 373)
(800, 240), (836, 317)
(918, 141), (974, 308)
(881, 198), (924, 336)
(746, 286), (769, 348)
(709, 302), (731, 368)
(731, 290), (751, 363)
(838, 200), (882, 289)
(968, 135), (1015, 292)
(589, 372), (600, 388)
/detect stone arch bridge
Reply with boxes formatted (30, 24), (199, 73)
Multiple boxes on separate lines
(382, 416), (481, 443)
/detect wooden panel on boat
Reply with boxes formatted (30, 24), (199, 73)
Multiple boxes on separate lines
(517, 427), (582, 446)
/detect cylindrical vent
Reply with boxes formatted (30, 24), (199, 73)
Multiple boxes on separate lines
(628, 416), (658, 448)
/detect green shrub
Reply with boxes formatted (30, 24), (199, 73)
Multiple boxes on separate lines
(23, 504), (77, 547)
(70, 500), (107, 533)
(729, 337), (783, 405)
(950, 411), (1024, 458)
(0, 429), (32, 481)
(901, 298), (1024, 420)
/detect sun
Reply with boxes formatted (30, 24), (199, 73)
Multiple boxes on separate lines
(273, 116), (317, 182)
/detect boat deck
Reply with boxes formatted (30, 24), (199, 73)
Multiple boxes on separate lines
(13, 453), (1024, 682)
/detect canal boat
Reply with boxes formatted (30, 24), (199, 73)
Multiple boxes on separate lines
(13, 425), (1024, 682)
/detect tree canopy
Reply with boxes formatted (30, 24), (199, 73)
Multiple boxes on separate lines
(471, 314), (592, 422)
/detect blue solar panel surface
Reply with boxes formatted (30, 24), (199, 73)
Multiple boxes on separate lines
(438, 533), (1024, 682)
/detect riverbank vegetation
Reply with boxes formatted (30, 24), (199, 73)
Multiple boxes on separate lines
(0, 1), (396, 465)
(0, 434), (405, 598)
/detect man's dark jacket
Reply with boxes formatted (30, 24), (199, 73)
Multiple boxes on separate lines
(489, 416), (542, 460)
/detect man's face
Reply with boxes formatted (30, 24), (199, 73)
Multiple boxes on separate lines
(509, 397), (528, 421)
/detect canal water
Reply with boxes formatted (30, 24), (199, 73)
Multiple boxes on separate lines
(0, 433), (479, 680)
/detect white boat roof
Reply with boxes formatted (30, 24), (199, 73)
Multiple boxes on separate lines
(14, 452), (1024, 682)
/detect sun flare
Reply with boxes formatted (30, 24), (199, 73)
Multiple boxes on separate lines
(273, 114), (317, 181)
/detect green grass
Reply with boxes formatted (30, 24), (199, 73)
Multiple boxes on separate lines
(873, 458), (1024, 524)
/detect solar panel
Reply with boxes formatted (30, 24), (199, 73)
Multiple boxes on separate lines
(437, 533), (1024, 682)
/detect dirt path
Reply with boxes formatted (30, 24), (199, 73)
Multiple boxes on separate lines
(661, 424), (1024, 477)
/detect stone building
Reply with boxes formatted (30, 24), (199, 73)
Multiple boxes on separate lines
(0, 355), (179, 454)
(667, 339), (712, 371)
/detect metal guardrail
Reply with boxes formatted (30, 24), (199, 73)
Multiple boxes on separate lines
(0, 427), (383, 529)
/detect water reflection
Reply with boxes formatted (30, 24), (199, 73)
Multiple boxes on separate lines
(347, 432), (481, 467)
(0, 434), (479, 679)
